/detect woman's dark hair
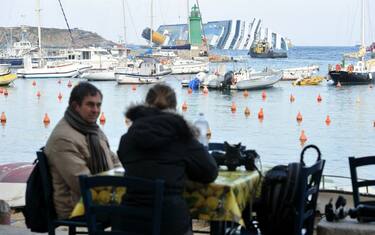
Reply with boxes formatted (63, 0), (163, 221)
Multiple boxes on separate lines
(145, 84), (177, 110)
(68, 82), (103, 106)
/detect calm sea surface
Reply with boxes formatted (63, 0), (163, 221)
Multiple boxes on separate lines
(1, 46), (375, 186)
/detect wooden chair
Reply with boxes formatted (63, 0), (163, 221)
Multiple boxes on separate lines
(294, 158), (325, 235)
(349, 156), (375, 207)
(36, 150), (89, 235)
(79, 175), (164, 235)
(250, 147), (325, 235)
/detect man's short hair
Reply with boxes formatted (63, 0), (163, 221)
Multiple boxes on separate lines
(68, 82), (103, 106)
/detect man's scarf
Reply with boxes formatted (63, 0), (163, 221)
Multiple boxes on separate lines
(64, 107), (109, 174)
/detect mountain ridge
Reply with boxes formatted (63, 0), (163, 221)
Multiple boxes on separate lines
(0, 26), (117, 49)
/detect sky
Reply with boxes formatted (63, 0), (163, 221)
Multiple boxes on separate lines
(1, 0), (375, 46)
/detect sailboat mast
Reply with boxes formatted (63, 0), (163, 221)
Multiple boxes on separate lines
(150, 0), (153, 47)
(36, 0), (42, 60)
(361, 0), (365, 47)
(187, 0), (190, 44)
(121, 0), (127, 62)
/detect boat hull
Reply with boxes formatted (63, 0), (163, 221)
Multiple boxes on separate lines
(328, 71), (375, 85)
(115, 71), (170, 84)
(235, 74), (282, 90)
(249, 50), (287, 59)
(81, 71), (115, 81)
(0, 74), (17, 86)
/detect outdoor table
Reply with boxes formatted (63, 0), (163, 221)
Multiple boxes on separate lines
(71, 167), (262, 234)
(317, 218), (375, 235)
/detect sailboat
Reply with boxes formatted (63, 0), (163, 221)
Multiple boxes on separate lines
(17, 0), (90, 79)
(328, 0), (375, 85)
(116, 0), (172, 85)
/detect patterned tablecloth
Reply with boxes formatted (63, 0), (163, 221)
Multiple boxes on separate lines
(71, 168), (262, 225)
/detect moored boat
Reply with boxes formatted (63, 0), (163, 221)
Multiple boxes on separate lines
(81, 69), (115, 81)
(328, 0), (375, 85)
(292, 75), (324, 86)
(165, 58), (209, 75)
(0, 74), (17, 86)
(115, 58), (171, 85)
(208, 69), (281, 90)
(249, 39), (287, 58)
(282, 65), (320, 81)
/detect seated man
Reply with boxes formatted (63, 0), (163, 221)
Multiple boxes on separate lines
(45, 82), (118, 219)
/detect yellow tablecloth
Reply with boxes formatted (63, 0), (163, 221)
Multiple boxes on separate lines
(71, 168), (261, 225)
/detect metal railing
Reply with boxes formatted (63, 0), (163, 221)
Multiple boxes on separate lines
(321, 174), (373, 195)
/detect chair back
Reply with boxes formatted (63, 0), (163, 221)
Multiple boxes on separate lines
(36, 150), (57, 221)
(295, 159), (325, 235)
(349, 156), (375, 207)
(79, 175), (164, 235)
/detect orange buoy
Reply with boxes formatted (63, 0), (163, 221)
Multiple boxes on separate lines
(131, 85), (137, 91)
(230, 102), (237, 113)
(258, 108), (264, 119)
(58, 79), (61, 84)
(336, 82), (341, 88)
(203, 86), (209, 95)
(67, 80), (72, 88)
(32, 80), (36, 86)
(244, 107), (250, 117)
(43, 113), (50, 125)
(36, 91), (41, 98)
(299, 130), (307, 142)
(325, 115), (331, 126)
(99, 112), (106, 125)
(0, 88), (3, 94)
(296, 111), (303, 123)
(243, 90), (249, 97)
(0, 112), (6, 123)
(187, 88), (193, 94)
(261, 90), (267, 100)
(58, 92), (63, 101)
(3, 89), (8, 96)
(290, 94), (295, 103)
(181, 101), (188, 111)
(317, 94), (322, 102)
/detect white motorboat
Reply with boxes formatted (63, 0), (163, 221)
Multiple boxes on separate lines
(166, 58), (209, 74)
(66, 47), (119, 70)
(281, 65), (319, 81)
(115, 58), (171, 85)
(17, 56), (91, 79)
(208, 69), (281, 90)
(80, 69), (116, 81)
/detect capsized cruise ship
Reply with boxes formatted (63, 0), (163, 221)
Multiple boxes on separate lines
(145, 18), (289, 51)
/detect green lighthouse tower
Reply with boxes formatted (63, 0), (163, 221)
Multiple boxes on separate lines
(189, 4), (202, 46)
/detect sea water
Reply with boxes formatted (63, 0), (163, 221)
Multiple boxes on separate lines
(1, 46), (375, 189)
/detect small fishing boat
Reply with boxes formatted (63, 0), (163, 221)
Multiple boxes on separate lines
(0, 64), (17, 86)
(115, 58), (171, 85)
(0, 74), (17, 86)
(292, 76), (324, 86)
(208, 69), (281, 90)
(165, 58), (209, 75)
(282, 65), (320, 81)
(328, 0), (375, 85)
(80, 69), (115, 81)
(249, 39), (287, 59)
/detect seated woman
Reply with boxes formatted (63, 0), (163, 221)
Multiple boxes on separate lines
(117, 83), (218, 235)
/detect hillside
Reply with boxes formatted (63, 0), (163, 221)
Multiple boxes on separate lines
(0, 26), (117, 48)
